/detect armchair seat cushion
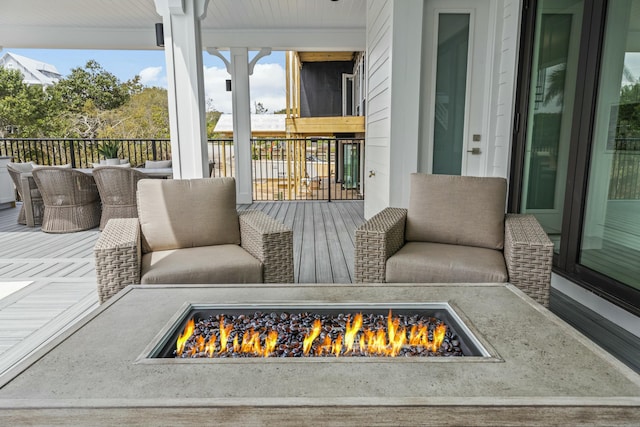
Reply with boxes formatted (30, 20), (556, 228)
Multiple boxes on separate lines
(385, 242), (508, 283)
(141, 244), (262, 284)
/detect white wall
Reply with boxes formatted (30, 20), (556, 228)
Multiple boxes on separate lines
(364, 0), (424, 218)
(364, 0), (393, 218)
(490, 0), (521, 180)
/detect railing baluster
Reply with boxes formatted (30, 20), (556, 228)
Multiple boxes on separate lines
(0, 136), (367, 201)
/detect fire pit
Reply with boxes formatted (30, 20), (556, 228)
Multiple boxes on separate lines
(1, 283), (639, 426)
(148, 303), (490, 359)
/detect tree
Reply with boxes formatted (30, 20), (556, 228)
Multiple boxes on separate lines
(206, 109), (223, 138)
(50, 60), (131, 138)
(100, 87), (170, 139)
(0, 67), (66, 137)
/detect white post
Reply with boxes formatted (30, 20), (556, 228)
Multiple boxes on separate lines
(230, 47), (253, 203)
(155, 0), (209, 179)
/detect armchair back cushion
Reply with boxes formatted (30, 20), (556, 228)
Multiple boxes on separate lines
(405, 174), (507, 250)
(137, 177), (240, 252)
(7, 161), (37, 173)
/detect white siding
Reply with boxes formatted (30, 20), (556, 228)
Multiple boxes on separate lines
(365, 0), (393, 218)
(365, 0), (424, 218)
(489, 0), (521, 180)
(388, 0), (424, 209)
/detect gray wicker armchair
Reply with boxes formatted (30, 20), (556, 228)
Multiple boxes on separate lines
(354, 174), (553, 307)
(93, 166), (149, 230)
(31, 167), (101, 233)
(7, 162), (44, 227)
(94, 177), (294, 303)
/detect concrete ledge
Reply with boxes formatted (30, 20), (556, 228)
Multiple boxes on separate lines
(1, 283), (639, 426)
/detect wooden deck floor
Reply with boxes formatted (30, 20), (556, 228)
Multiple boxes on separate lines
(0, 200), (638, 379)
(0, 201), (364, 376)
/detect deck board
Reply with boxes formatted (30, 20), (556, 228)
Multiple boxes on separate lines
(298, 203), (317, 283)
(0, 200), (638, 379)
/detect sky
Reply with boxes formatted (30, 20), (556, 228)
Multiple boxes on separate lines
(6, 48), (287, 114)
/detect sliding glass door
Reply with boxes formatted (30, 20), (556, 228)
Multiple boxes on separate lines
(515, 0), (640, 313)
(580, 0), (640, 290)
(520, 0), (583, 253)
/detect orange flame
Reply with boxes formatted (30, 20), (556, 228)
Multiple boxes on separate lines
(177, 311), (449, 358)
(332, 333), (343, 356)
(176, 318), (195, 356)
(219, 316), (233, 353)
(264, 330), (278, 357)
(303, 319), (322, 354)
(343, 313), (363, 354)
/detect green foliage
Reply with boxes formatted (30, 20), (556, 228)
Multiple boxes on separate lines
(0, 67), (66, 137)
(0, 58), (226, 141)
(206, 110), (222, 138)
(100, 87), (170, 139)
(52, 60), (130, 112)
(97, 140), (120, 159)
(46, 60), (131, 138)
(617, 83), (640, 139)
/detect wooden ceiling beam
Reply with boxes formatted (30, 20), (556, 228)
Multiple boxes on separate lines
(297, 52), (355, 62)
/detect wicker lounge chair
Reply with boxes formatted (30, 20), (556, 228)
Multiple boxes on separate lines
(94, 177), (294, 303)
(6, 162), (44, 227)
(354, 174), (554, 307)
(93, 166), (149, 230)
(31, 167), (101, 233)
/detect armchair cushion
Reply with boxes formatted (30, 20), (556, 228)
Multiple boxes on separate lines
(140, 244), (262, 284)
(145, 159), (172, 168)
(8, 161), (37, 172)
(137, 178), (240, 252)
(406, 174), (507, 250)
(385, 241), (508, 283)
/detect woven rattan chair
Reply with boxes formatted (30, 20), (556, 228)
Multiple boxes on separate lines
(94, 177), (294, 303)
(93, 166), (149, 230)
(7, 162), (44, 227)
(31, 167), (101, 233)
(354, 174), (554, 307)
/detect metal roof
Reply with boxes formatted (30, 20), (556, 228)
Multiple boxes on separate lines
(0, 52), (62, 86)
(214, 114), (286, 134)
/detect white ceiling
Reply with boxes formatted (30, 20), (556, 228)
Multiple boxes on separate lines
(0, 0), (367, 51)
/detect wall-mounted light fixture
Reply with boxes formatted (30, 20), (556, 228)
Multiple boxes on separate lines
(225, 79), (232, 92)
(155, 23), (164, 47)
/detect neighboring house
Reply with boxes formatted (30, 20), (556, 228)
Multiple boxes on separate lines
(0, 52), (62, 87)
(285, 51), (366, 138)
(213, 114), (286, 138)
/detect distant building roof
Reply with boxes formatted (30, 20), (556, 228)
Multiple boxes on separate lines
(214, 114), (286, 135)
(0, 52), (62, 87)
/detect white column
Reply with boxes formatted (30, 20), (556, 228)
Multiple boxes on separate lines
(155, 0), (209, 179)
(230, 47), (253, 203)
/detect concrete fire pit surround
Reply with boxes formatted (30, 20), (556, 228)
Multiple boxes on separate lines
(1, 283), (639, 426)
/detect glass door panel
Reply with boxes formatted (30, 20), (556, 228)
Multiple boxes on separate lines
(432, 14), (470, 175)
(520, 0), (583, 253)
(580, 0), (640, 290)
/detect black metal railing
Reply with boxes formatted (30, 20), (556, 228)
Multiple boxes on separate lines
(0, 138), (171, 168)
(210, 137), (364, 201)
(609, 138), (640, 200)
(0, 137), (365, 201)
